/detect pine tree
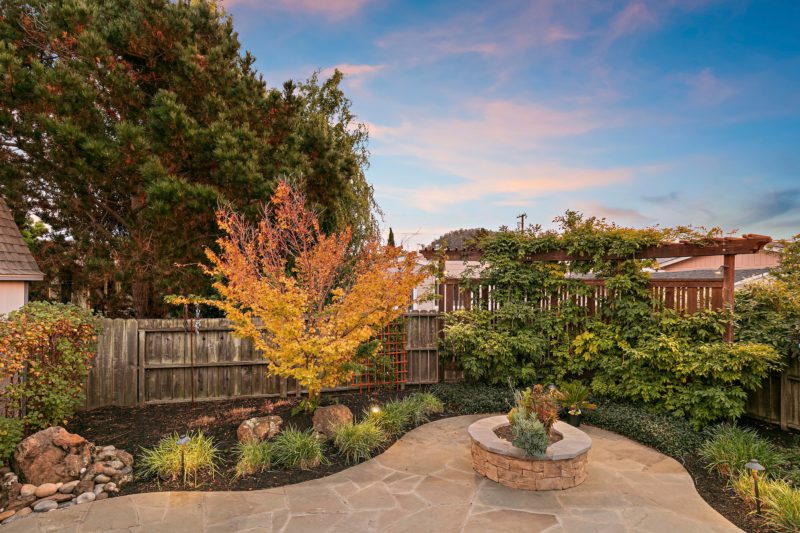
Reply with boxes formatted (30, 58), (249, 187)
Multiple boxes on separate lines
(387, 228), (396, 247)
(0, 0), (378, 316)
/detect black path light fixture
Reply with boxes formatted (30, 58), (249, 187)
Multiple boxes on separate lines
(745, 458), (765, 515)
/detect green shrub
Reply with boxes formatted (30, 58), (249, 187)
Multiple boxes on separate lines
(583, 401), (704, 459)
(0, 302), (98, 430)
(763, 479), (800, 532)
(699, 425), (787, 478)
(510, 414), (549, 457)
(406, 392), (444, 424)
(429, 382), (514, 415)
(272, 428), (326, 470)
(0, 417), (24, 463)
(332, 420), (386, 464)
(368, 399), (415, 437)
(234, 440), (272, 477)
(139, 431), (220, 486)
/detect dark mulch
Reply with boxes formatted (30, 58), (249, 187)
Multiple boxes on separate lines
(682, 454), (772, 533)
(65, 392), (788, 532)
(66, 388), (427, 494)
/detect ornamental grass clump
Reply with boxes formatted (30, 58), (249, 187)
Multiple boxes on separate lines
(732, 473), (800, 532)
(271, 427), (326, 470)
(699, 425), (786, 478)
(234, 440), (272, 477)
(368, 399), (415, 437)
(332, 420), (386, 464)
(407, 392), (444, 425)
(139, 431), (220, 486)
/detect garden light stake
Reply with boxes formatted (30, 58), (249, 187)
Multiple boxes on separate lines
(745, 459), (765, 515)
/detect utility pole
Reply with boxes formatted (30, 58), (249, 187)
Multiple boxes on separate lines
(517, 213), (527, 232)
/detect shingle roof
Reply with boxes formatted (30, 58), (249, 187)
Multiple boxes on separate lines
(0, 198), (44, 281)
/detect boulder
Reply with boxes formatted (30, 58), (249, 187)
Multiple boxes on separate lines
(14, 427), (92, 485)
(312, 405), (353, 439)
(237, 416), (283, 443)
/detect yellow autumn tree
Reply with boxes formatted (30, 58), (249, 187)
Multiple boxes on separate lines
(192, 181), (426, 410)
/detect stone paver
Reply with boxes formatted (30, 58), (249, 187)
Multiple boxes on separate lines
(3, 415), (740, 532)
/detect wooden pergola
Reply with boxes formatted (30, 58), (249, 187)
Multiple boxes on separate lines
(420, 234), (773, 341)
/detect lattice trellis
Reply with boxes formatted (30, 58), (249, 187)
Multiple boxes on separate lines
(349, 320), (407, 392)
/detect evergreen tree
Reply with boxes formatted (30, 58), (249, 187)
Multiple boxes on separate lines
(387, 227), (396, 247)
(0, 0), (378, 316)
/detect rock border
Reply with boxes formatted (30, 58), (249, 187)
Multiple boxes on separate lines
(468, 416), (591, 491)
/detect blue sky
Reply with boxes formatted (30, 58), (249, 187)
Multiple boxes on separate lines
(222, 0), (800, 247)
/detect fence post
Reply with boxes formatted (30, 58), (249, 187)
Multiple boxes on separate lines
(137, 328), (146, 405)
(722, 254), (736, 342)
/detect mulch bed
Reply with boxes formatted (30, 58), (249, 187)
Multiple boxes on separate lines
(65, 395), (785, 532)
(66, 388), (430, 494)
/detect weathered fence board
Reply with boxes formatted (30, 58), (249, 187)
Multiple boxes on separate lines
(84, 313), (442, 410)
(746, 358), (800, 431)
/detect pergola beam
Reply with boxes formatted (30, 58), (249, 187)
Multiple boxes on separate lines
(419, 234), (772, 262)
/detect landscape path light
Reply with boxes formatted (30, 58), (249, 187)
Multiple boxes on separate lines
(177, 435), (191, 485)
(745, 458), (765, 515)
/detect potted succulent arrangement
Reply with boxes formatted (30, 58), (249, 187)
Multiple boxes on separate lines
(555, 382), (596, 427)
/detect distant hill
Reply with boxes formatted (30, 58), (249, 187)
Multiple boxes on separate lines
(428, 228), (492, 249)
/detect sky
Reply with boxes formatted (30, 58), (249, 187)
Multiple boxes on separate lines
(221, 0), (800, 248)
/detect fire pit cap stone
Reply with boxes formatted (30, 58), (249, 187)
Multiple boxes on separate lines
(467, 416), (591, 460)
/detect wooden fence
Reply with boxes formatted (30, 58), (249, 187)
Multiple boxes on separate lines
(745, 358), (800, 431)
(435, 277), (725, 313)
(83, 313), (441, 410)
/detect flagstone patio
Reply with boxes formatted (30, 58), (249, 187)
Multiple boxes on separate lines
(4, 415), (739, 533)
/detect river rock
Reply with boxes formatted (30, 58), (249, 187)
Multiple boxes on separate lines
(104, 482), (117, 493)
(19, 484), (36, 497)
(75, 491), (96, 504)
(59, 480), (79, 494)
(33, 499), (58, 512)
(95, 491), (108, 501)
(6, 494), (35, 512)
(312, 405), (353, 438)
(34, 483), (58, 498)
(93, 483), (105, 495)
(0, 510), (14, 522)
(75, 479), (94, 495)
(14, 427), (92, 485)
(94, 474), (111, 484)
(237, 416), (283, 443)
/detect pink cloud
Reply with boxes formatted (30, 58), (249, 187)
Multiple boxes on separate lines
(606, 2), (658, 43)
(221, 0), (373, 20)
(684, 68), (736, 106)
(370, 98), (636, 211)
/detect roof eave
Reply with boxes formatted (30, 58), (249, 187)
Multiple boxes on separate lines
(0, 273), (45, 281)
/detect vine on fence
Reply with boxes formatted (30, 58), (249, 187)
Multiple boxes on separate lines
(440, 212), (783, 427)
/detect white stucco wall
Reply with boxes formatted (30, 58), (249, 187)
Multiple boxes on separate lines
(0, 281), (27, 316)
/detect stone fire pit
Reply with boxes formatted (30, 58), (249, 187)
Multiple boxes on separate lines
(468, 416), (591, 491)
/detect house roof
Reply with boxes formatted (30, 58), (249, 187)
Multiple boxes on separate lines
(570, 268), (772, 284)
(0, 198), (44, 281)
